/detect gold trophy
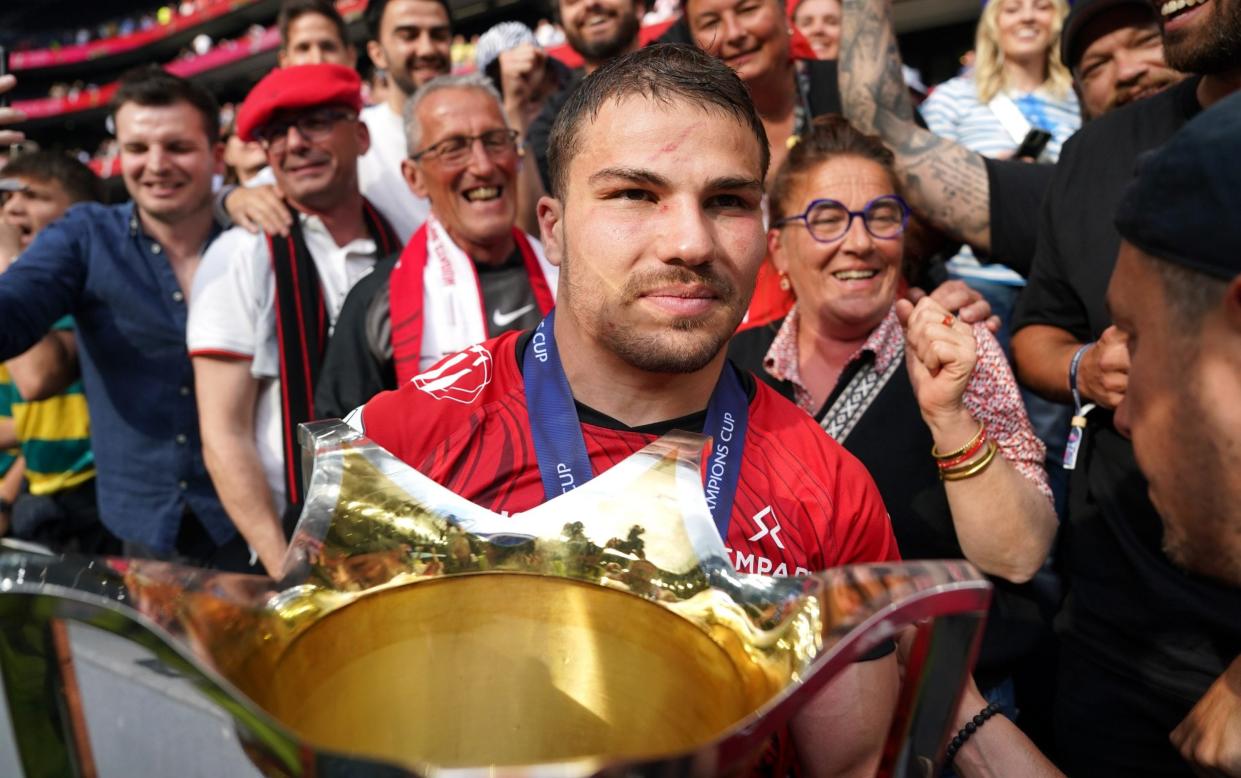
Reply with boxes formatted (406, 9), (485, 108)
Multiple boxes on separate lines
(0, 421), (990, 776)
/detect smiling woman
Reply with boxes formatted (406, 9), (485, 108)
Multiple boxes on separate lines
(730, 115), (1058, 713)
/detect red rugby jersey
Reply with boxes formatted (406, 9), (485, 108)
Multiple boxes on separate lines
(357, 331), (899, 576)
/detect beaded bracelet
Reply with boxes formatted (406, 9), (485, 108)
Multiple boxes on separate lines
(943, 701), (1002, 768)
(931, 422), (986, 461)
(936, 433), (988, 470)
(940, 439), (999, 481)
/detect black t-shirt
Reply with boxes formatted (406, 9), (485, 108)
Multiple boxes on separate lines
(1012, 76), (1202, 340)
(314, 247), (541, 420)
(1010, 76), (1241, 777)
(728, 323), (1048, 679)
(984, 159), (1054, 278)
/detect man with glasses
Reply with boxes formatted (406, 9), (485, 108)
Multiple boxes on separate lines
(224, 0), (450, 241)
(315, 73), (557, 420)
(188, 64), (401, 576)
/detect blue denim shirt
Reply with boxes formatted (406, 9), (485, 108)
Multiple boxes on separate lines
(0, 201), (234, 551)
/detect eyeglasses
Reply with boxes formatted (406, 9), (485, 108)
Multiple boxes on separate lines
(253, 108), (355, 151)
(773, 194), (910, 243)
(411, 129), (520, 165)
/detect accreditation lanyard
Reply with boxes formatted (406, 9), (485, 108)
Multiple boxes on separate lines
(522, 311), (750, 539)
(1064, 343), (1096, 471)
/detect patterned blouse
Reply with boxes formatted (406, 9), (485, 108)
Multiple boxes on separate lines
(763, 304), (1052, 501)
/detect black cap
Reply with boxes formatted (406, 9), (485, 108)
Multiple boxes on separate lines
(1061, 0), (1157, 69)
(1114, 90), (1241, 280)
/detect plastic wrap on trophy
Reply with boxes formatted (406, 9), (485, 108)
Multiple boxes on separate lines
(0, 420), (991, 777)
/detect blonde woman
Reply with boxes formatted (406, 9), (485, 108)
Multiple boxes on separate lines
(923, 0), (1078, 164)
(919, 0), (1079, 350)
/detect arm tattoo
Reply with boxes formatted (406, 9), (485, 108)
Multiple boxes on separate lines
(839, 0), (992, 250)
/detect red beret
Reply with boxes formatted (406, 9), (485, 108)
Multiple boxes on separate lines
(236, 63), (363, 142)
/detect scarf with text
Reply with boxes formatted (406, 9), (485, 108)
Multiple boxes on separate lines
(388, 215), (556, 384)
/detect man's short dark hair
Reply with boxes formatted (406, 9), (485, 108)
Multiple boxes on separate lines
(2, 150), (102, 204)
(1141, 251), (1230, 335)
(546, 43), (769, 199)
(109, 65), (221, 145)
(278, 0), (349, 50)
(365, 0), (453, 41)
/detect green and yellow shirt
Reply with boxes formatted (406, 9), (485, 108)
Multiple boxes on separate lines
(0, 318), (94, 495)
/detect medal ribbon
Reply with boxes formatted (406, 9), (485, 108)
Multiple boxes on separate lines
(523, 310), (749, 538)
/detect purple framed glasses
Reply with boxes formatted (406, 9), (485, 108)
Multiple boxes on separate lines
(773, 194), (910, 243)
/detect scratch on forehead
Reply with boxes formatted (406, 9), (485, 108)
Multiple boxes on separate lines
(649, 121), (703, 160)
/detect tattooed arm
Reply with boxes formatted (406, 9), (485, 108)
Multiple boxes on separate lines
(838, 0), (993, 251)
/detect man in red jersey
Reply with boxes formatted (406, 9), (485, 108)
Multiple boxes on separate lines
(350, 44), (899, 776)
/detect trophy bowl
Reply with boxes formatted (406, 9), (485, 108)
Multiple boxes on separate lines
(0, 421), (991, 777)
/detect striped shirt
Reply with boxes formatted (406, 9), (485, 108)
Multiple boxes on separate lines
(921, 75), (1081, 285)
(0, 318), (95, 495)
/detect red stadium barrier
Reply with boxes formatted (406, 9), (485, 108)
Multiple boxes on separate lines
(10, 0), (268, 71)
(166, 26), (281, 77)
(10, 0), (367, 72)
(11, 85), (120, 121)
(9, 25), (281, 121)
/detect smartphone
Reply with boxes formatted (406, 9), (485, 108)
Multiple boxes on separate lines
(1015, 129), (1052, 161)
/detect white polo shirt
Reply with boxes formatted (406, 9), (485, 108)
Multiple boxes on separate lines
(187, 214), (380, 510)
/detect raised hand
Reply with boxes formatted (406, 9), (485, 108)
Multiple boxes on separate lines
(896, 295), (978, 427)
(0, 75), (28, 146)
(498, 44), (548, 131)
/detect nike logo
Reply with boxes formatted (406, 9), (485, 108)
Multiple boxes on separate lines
(492, 304), (536, 328)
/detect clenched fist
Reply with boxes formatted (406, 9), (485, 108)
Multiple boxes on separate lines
(896, 295), (977, 426)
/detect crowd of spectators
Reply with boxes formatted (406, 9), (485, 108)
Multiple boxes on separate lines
(1, 0), (1240, 775)
(8, 0), (245, 52)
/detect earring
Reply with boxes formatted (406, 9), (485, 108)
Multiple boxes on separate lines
(778, 272), (791, 292)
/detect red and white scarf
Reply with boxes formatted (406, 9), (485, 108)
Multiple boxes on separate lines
(389, 215), (557, 384)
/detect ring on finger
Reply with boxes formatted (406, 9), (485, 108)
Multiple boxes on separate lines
(941, 314), (955, 327)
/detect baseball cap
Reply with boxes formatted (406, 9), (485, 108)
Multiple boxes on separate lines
(1061, 0), (1158, 69)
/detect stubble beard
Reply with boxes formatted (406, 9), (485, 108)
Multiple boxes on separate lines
(561, 248), (743, 375)
(1154, 373), (1241, 587)
(566, 9), (641, 64)
(1163, 0), (1241, 74)
(1102, 68), (1185, 114)
(389, 65), (420, 98)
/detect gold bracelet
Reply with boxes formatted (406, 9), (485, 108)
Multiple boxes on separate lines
(931, 422), (986, 460)
(940, 439), (999, 481)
